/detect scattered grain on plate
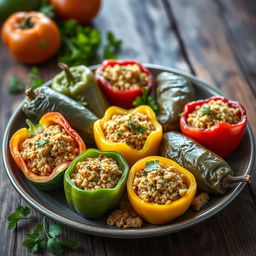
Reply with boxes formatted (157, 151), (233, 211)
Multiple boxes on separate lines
(107, 201), (143, 228)
(19, 124), (79, 176)
(187, 99), (240, 129)
(191, 192), (210, 211)
(103, 112), (155, 150)
(71, 154), (123, 190)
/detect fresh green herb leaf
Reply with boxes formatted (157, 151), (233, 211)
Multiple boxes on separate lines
(78, 101), (88, 107)
(91, 177), (99, 183)
(38, 0), (55, 18)
(202, 106), (211, 116)
(150, 185), (157, 190)
(49, 223), (61, 238)
(28, 67), (44, 90)
(47, 238), (64, 256)
(37, 140), (50, 147)
(118, 120), (125, 124)
(8, 77), (24, 94)
(7, 205), (31, 229)
(103, 31), (122, 59)
(8, 206), (77, 255)
(145, 160), (160, 172)
(59, 20), (101, 66)
(132, 88), (158, 112)
(128, 121), (147, 133)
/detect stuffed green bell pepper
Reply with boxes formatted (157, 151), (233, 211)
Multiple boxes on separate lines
(51, 63), (109, 117)
(64, 149), (129, 219)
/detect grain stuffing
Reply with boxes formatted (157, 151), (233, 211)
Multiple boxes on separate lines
(19, 124), (79, 176)
(103, 112), (155, 150)
(107, 201), (143, 228)
(133, 161), (188, 205)
(191, 192), (210, 211)
(187, 99), (240, 129)
(101, 64), (149, 91)
(70, 154), (123, 190)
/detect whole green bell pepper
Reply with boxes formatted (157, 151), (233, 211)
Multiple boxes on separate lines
(0, 0), (41, 23)
(64, 149), (129, 219)
(51, 64), (109, 117)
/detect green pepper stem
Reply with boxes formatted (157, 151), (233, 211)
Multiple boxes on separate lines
(58, 62), (75, 85)
(25, 88), (37, 100)
(221, 174), (251, 188)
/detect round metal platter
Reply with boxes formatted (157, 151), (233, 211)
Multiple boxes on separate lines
(2, 64), (255, 238)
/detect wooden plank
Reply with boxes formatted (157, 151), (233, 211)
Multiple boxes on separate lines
(93, 0), (190, 71)
(0, 40), (24, 256)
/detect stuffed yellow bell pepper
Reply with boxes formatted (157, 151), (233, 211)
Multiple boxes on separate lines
(127, 156), (197, 225)
(93, 105), (162, 165)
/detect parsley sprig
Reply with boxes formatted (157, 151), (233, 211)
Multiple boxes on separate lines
(8, 67), (44, 94)
(201, 106), (211, 116)
(7, 205), (30, 229)
(132, 88), (158, 112)
(8, 205), (77, 255)
(58, 20), (122, 66)
(145, 160), (160, 172)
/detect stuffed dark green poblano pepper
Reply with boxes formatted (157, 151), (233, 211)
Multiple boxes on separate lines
(64, 149), (129, 219)
(23, 87), (98, 146)
(160, 132), (251, 194)
(51, 63), (109, 117)
(156, 72), (194, 131)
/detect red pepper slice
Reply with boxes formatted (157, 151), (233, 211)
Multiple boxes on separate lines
(95, 59), (154, 109)
(179, 96), (247, 158)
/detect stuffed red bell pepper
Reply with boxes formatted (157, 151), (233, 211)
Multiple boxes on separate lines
(179, 96), (247, 158)
(95, 59), (154, 109)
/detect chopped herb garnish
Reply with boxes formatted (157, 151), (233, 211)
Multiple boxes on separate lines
(91, 177), (98, 183)
(43, 133), (48, 137)
(132, 88), (158, 112)
(150, 185), (157, 190)
(78, 101), (88, 107)
(37, 140), (50, 147)
(145, 160), (160, 172)
(201, 106), (211, 116)
(8, 77), (25, 94)
(58, 140), (65, 145)
(128, 121), (147, 133)
(118, 120), (125, 124)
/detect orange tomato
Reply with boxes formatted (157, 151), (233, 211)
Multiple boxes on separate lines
(1, 12), (60, 64)
(49, 0), (101, 24)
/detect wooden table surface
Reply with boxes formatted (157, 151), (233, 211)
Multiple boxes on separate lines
(1, 0), (256, 255)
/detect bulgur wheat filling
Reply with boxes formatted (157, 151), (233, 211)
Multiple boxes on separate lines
(70, 154), (123, 190)
(107, 202), (143, 228)
(187, 99), (240, 129)
(102, 112), (155, 150)
(19, 124), (79, 176)
(133, 160), (188, 205)
(101, 64), (149, 91)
